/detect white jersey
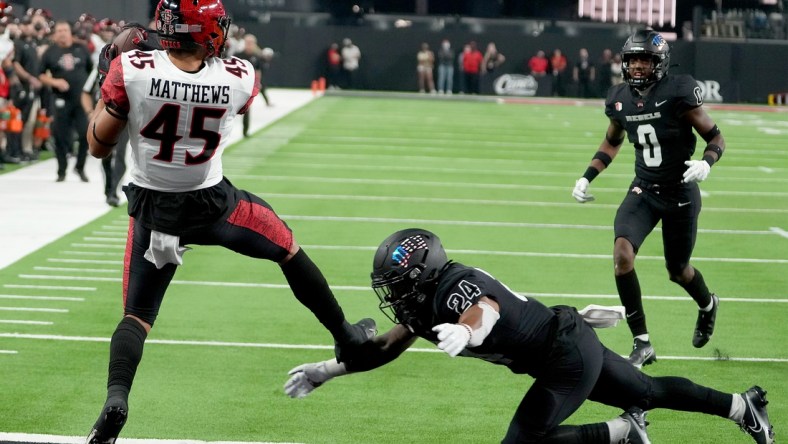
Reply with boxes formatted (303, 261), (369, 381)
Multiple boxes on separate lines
(102, 50), (257, 191)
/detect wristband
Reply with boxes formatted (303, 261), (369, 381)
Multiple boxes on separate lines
(583, 166), (600, 182)
(702, 154), (715, 167)
(704, 143), (723, 160)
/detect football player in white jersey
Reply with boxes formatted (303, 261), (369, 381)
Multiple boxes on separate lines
(84, 1), (374, 442)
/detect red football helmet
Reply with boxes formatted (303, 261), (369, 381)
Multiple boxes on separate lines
(155, 0), (231, 57)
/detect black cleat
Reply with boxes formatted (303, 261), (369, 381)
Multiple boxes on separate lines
(693, 293), (719, 348)
(627, 338), (656, 369)
(76, 169), (89, 182)
(86, 398), (128, 444)
(740, 386), (775, 444)
(621, 407), (651, 444)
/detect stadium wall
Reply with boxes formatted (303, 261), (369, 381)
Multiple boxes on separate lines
(244, 20), (787, 104)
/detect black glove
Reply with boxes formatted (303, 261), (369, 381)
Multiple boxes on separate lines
(334, 318), (377, 363)
(97, 43), (118, 89)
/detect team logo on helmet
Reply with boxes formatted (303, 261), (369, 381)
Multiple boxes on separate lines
(651, 34), (666, 48)
(391, 235), (428, 268)
(159, 9), (175, 35)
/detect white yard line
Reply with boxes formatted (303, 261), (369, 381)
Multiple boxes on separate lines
(0, 433), (303, 444)
(1, 332), (786, 363)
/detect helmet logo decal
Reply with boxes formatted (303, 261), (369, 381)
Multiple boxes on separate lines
(391, 235), (427, 268)
(651, 34), (666, 48)
(159, 9), (175, 35)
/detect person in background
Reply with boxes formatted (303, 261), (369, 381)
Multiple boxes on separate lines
(596, 48), (614, 98)
(527, 49), (548, 77)
(39, 20), (92, 182)
(482, 41), (505, 74)
(550, 48), (567, 96)
(461, 41), (483, 94)
(573, 47), (596, 98)
(326, 42), (341, 89)
(234, 33), (269, 137)
(340, 37), (360, 89)
(416, 42), (435, 94)
(435, 38), (454, 94)
(285, 228), (774, 444)
(8, 15), (42, 163)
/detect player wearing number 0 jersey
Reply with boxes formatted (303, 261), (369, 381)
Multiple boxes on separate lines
(84, 2), (374, 443)
(571, 29), (727, 369)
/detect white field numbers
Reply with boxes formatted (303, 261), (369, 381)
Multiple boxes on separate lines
(637, 123), (662, 166)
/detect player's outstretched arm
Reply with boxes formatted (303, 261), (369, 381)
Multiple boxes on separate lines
(573, 119), (625, 203)
(285, 324), (416, 399)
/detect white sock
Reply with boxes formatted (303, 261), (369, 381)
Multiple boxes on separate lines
(635, 334), (649, 342)
(729, 393), (746, 423)
(606, 416), (630, 443)
(700, 298), (714, 312)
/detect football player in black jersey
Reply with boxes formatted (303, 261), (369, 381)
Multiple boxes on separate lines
(571, 29), (726, 368)
(284, 229), (774, 444)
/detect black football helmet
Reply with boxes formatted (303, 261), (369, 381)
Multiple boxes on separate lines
(621, 29), (670, 89)
(371, 228), (448, 327)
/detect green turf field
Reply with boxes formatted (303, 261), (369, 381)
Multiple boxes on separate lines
(0, 96), (785, 443)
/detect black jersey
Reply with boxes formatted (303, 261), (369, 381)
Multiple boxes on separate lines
(407, 262), (556, 373)
(40, 43), (93, 102)
(605, 74), (702, 184)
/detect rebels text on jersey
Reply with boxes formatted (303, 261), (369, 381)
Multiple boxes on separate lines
(605, 74), (702, 184)
(101, 50), (259, 191)
(418, 263), (556, 372)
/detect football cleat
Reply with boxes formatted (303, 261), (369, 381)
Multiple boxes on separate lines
(86, 398), (128, 444)
(692, 293), (719, 348)
(620, 407), (651, 444)
(627, 338), (656, 369)
(740, 386), (775, 444)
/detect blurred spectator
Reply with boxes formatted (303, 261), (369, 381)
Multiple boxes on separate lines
(326, 42), (341, 89)
(9, 15), (44, 162)
(527, 50), (548, 77)
(0, 19), (13, 167)
(39, 20), (92, 182)
(572, 47), (595, 98)
(456, 43), (469, 94)
(550, 48), (568, 96)
(225, 24), (245, 57)
(416, 42), (435, 93)
(235, 34), (272, 137)
(610, 53), (624, 86)
(461, 41), (483, 94)
(482, 42), (505, 74)
(436, 39), (454, 95)
(340, 38), (361, 89)
(596, 48), (613, 97)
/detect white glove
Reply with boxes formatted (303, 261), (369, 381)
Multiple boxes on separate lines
(432, 323), (471, 357)
(572, 177), (595, 203)
(682, 160), (711, 183)
(284, 359), (347, 399)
